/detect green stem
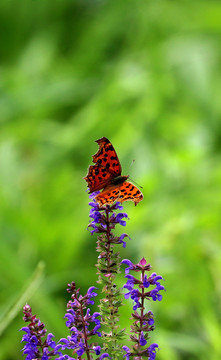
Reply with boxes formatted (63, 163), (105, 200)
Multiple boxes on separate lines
(97, 207), (123, 359)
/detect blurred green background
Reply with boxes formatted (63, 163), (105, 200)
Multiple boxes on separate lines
(0, 0), (221, 359)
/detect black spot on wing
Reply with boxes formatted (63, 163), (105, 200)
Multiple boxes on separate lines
(106, 145), (114, 151)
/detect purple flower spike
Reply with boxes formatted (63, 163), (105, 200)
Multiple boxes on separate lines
(20, 305), (63, 359)
(122, 258), (164, 359)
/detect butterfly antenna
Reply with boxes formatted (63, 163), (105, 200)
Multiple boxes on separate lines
(127, 160), (143, 189)
(128, 159), (135, 172)
(128, 176), (143, 189)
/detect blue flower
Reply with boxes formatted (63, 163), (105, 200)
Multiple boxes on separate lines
(64, 309), (76, 327)
(122, 345), (131, 360)
(124, 274), (136, 285)
(91, 312), (101, 324)
(99, 353), (110, 359)
(148, 318), (154, 325)
(111, 212), (129, 226)
(149, 273), (164, 285)
(148, 343), (159, 360)
(46, 333), (56, 348)
(121, 259), (134, 274)
(91, 312), (101, 335)
(139, 331), (147, 346)
(76, 339), (85, 356)
(112, 201), (124, 210)
(87, 286), (98, 304)
(143, 274), (150, 288)
(149, 288), (163, 301)
(118, 233), (131, 248)
(123, 284), (140, 310)
(56, 356), (76, 360)
(21, 327), (39, 359)
(93, 345), (101, 355)
(42, 349), (49, 360)
(89, 191), (101, 199)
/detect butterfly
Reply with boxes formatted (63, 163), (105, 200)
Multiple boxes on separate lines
(84, 137), (143, 206)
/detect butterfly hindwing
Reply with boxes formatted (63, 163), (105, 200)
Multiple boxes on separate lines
(117, 181), (143, 206)
(95, 181), (143, 206)
(95, 185), (120, 206)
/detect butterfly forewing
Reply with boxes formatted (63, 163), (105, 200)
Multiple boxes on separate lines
(84, 137), (122, 193)
(84, 165), (114, 193)
(93, 137), (122, 176)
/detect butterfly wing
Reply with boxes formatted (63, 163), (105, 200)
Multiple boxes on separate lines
(84, 137), (122, 193)
(95, 181), (143, 206)
(84, 165), (115, 193)
(93, 137), (122, 175)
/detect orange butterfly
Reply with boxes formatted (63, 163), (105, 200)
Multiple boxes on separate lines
(84, 137), (143, 206)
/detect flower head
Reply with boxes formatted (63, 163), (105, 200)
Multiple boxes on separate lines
(87, 192), (130, 246)
(122, 258), (164, 360)
(20, 305), (62, 360)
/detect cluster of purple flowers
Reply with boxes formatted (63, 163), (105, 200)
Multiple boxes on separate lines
(122, 258), (165, 309)
(121, 258), (165, 360)
(88, 192), (130, 248)
(21, 284), (109, 360)
(59, 282), (109, 359)
(21, 304), (64, 360)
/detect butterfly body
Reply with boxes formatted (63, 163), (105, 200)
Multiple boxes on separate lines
(84, 137), (143, 206)
(111, 175), (129, 185)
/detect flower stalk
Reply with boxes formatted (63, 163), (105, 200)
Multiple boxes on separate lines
(122, 258), (165, 360)
(88, 192), (129, 359)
